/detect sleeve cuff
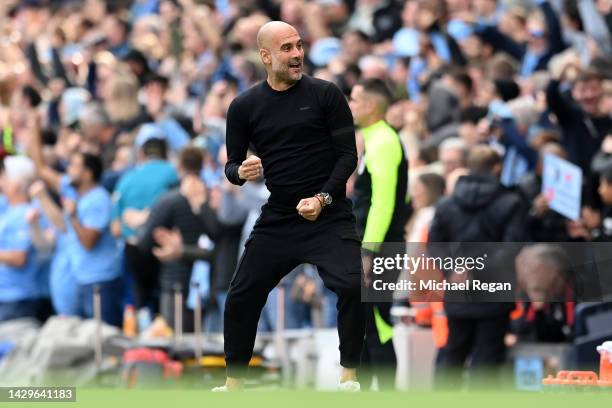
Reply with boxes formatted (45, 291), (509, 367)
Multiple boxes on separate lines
(362, 242), (382, 254)
(233, 167), (246, 186)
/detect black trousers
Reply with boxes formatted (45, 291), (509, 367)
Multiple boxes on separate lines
(124, 242), (160, 313)
(436, 314), (509, 389)
(224, 198), (365, 378)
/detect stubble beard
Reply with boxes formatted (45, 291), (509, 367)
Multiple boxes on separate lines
(272, 56), (302, 85)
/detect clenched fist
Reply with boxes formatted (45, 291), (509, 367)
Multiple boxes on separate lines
(296, 197), (322, 222)
(238, 155), (263, 182)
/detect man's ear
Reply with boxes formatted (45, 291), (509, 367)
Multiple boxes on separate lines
(366, 99), (376, 116)
(259, 48), (271, 65)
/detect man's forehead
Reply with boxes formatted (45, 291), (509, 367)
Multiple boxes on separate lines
(276, 34), (302, 45)
(276, 32), (301, 46)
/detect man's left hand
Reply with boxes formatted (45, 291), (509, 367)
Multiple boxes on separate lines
(152, 227), (184, 262)
(296, 197), (322, 221)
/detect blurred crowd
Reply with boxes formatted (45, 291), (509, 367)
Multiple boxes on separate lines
(0, 0), (611, 371)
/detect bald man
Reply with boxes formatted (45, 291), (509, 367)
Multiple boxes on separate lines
(217, 21), (364, 391)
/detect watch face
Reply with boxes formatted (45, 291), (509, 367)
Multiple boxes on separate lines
(317, 193), (332, 205)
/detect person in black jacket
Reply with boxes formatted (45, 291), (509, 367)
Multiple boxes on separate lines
(546, 68), (612, 210)
(149, 176), (246, 333)
(137, 146), (214, 332)
(428, 145), (528, 388)
(547, 68), (612, 173)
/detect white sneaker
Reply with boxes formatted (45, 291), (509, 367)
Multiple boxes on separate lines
(211, 385), (229, 392)
(338, 380), (361, 392)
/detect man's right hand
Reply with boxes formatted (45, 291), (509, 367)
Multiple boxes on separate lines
(238, 155), (263, 181)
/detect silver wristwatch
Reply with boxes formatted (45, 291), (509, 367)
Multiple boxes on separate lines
(315, 192), (332, 207)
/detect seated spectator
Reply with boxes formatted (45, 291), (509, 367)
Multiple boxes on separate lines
(512, 244), (575, 342)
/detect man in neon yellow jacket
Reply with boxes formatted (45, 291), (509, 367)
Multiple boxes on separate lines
(349, 78), (409, 390)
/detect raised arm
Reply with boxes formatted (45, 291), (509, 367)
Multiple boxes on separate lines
(29, 180), (66, 233)
(537, 0), (566, 55)
(545, 78), (581, 128)
(474, 25), (525, 61)
(26, 112), (63, 193)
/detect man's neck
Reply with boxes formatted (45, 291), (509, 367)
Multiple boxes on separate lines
(360, 116), (385, 129)
(7, 195), (27, 206)
(144, 156), (162, 163)
(266, 75), (299, 92)
(78, 182), (96, 196)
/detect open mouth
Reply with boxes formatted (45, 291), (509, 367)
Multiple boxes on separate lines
(288, 62), (302, 70)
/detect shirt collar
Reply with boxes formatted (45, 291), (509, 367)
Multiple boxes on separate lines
(361, 120), (388, 141)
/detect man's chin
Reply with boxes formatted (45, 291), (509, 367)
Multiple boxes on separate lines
(289, 72), (303, 82)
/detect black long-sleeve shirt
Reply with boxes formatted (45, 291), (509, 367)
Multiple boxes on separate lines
(225, 75), (357, 203)
(137, 190), (218, 291)
(546, 79), (612, 175)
